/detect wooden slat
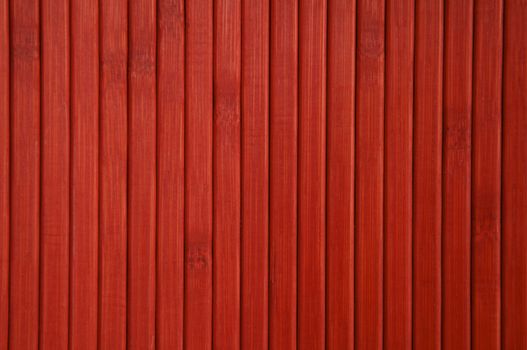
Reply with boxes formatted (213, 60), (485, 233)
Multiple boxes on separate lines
(127, 0), (156, 348)
(442, 0), (473, 348)
(298, 0), (326, 348)
(502, 0), (527, 347)
(0, 0), (10, 349)
(241, 0), (269, 348)
(471, 0), (503, 348)
(326, 0), (355, 347)
(269, 0), (297, 348)
(0, 0), (8, 347)
(213, 0), (241, 348)
(384, 0), (413, 348)
(99, 0), (128, 347)
(156, 0), (184, 348)
(40, 0), (70, 347)
(70, 0), (99, 348)
(412, 0), (442, 348)
(8, 0), (40, 347)
(355, 0), (384, 348)
(184, 0), (213, 347)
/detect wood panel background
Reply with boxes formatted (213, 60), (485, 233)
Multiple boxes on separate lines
(0, 0), (526, 349)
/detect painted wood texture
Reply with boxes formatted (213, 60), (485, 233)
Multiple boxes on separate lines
(1, 0), (526, 349)
(40, 0), (70, 348)
(99, 0), (128, 348)
(241, 0), (269, 348)
(355, 0), (384, 348)
(213, 0), (241, 348)
(413, 0), (442, 348)
(503, 0), (527, 348)
(384, 0), (413, 348)
(0, 0), (8, 348)
(156, 0), (184, 349)
(326, 0), (354, 348)
(269, 0), (297, 348)
(70, 0), (99, 348)
(472, 0), (502, 348)
(443, 0), (473, 348)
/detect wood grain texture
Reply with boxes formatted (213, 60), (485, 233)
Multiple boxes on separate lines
(4, 3), (527, 349)
(471, 0), (502, 348)
(99, 0), (128, 348)
(355, 0), (384, 348)
(326, 0), (355, 348)
(269, 0), (297, 348)
(40, 0), (70, 347)
(241, 0), (269, 348)
(213, 0), (241, 348)
(70, 0), (99, 348)
(184, 0), (213, 347)
(128, 0), (156, 348)
(442, 0), (473, 348)
(384, 0), (413, 348)
(298, 0), (326, 348)
(412, 0), (442, 348)
(156, 0), (185, 348)
(502, 0), (527, 347)
(0, 0), (8, 347)
(8, 0), (40, 347)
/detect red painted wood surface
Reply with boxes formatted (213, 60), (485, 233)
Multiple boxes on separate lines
(241, 0), (269, 348)
(326, 0), (354, 348)
(70, 0), (99, 348)
(9, 0), (40, 348)
(413, 0), (442, 348)
(355, 0), (384, 348)
(503, 0), (527, 348)
(0, 0), (8, 347)
(2, 0), (527, 349)
(184, 0), (213, 348)
(298, 0), (326, 348)
(443, 1), (473, 348)
(269, 0), (297, 348)
(472, 0), (502, 348)
(128, 0), (157, 348)
(384, 0), (413, 348)
(156, 0), (184, 349)
(213, 0), (241, 348)
(99, 0), (128, 348)
(0, 0), (10, 349)
(40, 0), (70, 347)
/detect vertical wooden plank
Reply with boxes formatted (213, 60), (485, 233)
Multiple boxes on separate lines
(298, 0), (326, 348)
(471, 0), (502, 348)
(442, 0), (473, 348)
(355, 0), (384, 348)
(212, 0), (242, 348)
(213, 0), (241, 348)
(8, 0), (40, 347)
(502, 0), (527, 347)
(0, 0), (8, 347)
(184, 0), (213, 347)
(156, 0), (184, 348)
(40, 0), (70, 347)
(269, 0), (297, 348)
(412, 0), (442, 348)
(70, 0), (99, 347)
(326, 0), (355, 347)
(384, 0), (413, 348)
(99, 0), (127, 348)
(128, 0), (156, 348)
(241, 0), (269, 348)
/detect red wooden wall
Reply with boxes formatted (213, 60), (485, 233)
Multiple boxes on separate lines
(0, 0), (526, 349)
